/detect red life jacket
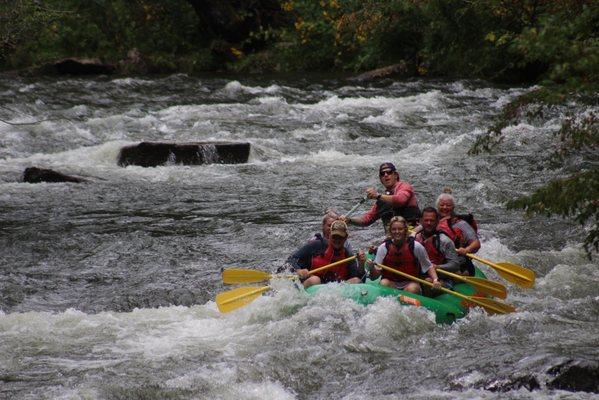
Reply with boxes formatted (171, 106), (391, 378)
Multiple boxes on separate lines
(310, 243), (349, 282)
(415, 231), (446, 265)
(442, 213), (478, 248)
(381, 237), (419, 281)
(438, 217), (468, 248)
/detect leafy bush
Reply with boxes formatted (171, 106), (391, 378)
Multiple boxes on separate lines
(511, 3), (599, 86)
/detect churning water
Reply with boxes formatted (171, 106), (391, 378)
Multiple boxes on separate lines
(0, 74), (597, 399)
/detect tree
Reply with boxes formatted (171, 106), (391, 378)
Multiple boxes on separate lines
(0, 0), (62, 67)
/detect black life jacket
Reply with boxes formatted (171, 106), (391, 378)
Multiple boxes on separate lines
(375, 197), (421, 226)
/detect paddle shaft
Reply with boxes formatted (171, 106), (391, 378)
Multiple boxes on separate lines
(436, 268), (507, 299)
(376, 263), (512, 314)
(222, 268), (296, 284)
(308, 255), (357, 275)
(345, 197), (367, 218)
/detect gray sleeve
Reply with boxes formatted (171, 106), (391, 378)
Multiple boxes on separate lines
(413, 242), (432, 273)
(374, 243), (387, 265)
(436, 235), (461, 272)
(286, 240), (322, 270)
(456, 220), (478, 245)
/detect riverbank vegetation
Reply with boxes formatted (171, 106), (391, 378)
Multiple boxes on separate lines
(1, 0), (597, 254)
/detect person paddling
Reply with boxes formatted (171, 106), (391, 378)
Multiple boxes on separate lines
(287, 220), (366, 288)
(436, 189), (480, 275)
(369, 216), (441, 294)
(342, 162), (421, 234)
(414, 207), (461, 290)
(284, 210), (355, 270)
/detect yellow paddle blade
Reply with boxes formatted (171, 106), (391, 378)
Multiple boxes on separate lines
(462, 296), (517, 315)
(463, 276), (507, 299)
(496, 262), (535, 288)
(222, 268), (272, 284)
(223, 256), (357, 285)
(437, 269), (507, 299)
(467, 254), (535, 289)
(216, 286), (270, 313)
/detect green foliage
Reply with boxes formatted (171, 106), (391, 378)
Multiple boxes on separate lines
(177, 49), (219, 73)
(466, 1), (598, 256)
(2, 0), (204, 70)
(3, 0), (598, 78)
(507, 170), (599, 255)
(470, 86), (572, 154)
(472, 85), (599, 256)
(277, 0), (427, 72)
(276, 0), (342, 70)
(511, 3), (599, 86)
(0, 0), (64, 66)
(553, 111), (599, 165)
(418, 0), (512, 77)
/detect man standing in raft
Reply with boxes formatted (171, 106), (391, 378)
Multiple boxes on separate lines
(342, 162), (421, 233)
(370, 216), (441, 294)
(287, 220), (365, 288)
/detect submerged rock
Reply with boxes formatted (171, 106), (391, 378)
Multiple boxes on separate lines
(484, 375), (541, 392)
(23, 167), (87, 183)
(117, 141), (250, 167)
(547, 360), (599, 393)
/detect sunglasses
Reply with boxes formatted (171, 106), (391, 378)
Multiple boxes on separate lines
(379, 170), (395, 177)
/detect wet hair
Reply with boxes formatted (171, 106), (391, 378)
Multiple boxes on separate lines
(436, 187), (455, 208)
(420, 206), (439, 219)
(388, 215), (407, 230)
(322, 209), (340, 224)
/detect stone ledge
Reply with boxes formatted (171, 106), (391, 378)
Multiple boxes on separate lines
(117, 141), (251, 167)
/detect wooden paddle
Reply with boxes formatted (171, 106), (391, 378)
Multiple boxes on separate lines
(222, 255), (357, 285)
(375, 263), (516, 315)
(217, 255), (357, 313)
(222, 268), (294, 284)
(467, 253), (535, 289)
(436, 269), (507, 299)
(216, 286), (270, 313)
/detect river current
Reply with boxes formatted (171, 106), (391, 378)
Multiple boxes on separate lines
(0, 74), (597, 399)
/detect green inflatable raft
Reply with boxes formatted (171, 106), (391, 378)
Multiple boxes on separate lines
(304, 267), (488, 324)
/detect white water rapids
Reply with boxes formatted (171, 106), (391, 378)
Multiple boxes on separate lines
(0, 74), (597, 399)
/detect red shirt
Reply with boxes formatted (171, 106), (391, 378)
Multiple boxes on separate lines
(362, 180), (418, 225)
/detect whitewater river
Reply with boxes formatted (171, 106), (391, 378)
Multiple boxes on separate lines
(0, 74), (597, 399)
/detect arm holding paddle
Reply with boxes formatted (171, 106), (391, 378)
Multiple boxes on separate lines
(285, 239), (323, 278)
(432, 234), (462, 273)
(342, 193), (379, 227)
(451, 219), (481, 255)
(300, 221), (362, 288)
(217, 255), (358, 313)
(368, 239), (442, 292)
(376, 262), (516, 314)
(341, 196), (370, 226)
